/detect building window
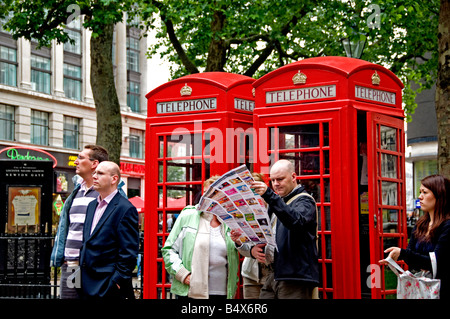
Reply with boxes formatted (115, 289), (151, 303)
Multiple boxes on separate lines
(129, 129), (144, 159)
(63, 19), (82, 54)
(63, 63), (82, 100)
(127, 81), (140, 112)
(31, 54), (51, 94)
(0, 45), (17, 86)
(63, 116), (80, 150)
(126, 37), (140, 72)
(0, 103), (14, 141)
(31, 110), (49, 146)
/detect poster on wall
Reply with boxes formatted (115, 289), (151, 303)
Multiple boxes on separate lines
(7, 186), (41, 233)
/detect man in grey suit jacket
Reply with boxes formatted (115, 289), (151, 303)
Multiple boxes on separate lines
(80, 161), (139, 299)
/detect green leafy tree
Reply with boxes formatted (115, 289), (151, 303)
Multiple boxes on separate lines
(0, 0), (143, 164)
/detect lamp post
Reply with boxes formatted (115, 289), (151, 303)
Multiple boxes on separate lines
(342, 32), (367, 59)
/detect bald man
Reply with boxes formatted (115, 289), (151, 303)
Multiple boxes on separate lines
(80, 161), (139, 299)
(251, 160), (319, 299)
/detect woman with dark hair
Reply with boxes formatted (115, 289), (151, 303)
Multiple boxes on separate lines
(380, 174), (450, 298)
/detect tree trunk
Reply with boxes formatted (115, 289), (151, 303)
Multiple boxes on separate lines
(205, 9), (227, 72)
(90, 23), (122, 165)
(436, 0), (450, 176)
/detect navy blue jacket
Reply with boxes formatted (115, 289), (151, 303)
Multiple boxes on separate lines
(80, 192), (139, 299)
(400, 219), (450, 299)
(262, 185), (319, 286)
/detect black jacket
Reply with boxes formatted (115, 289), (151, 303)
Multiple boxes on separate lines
(262, 185), (319, 286)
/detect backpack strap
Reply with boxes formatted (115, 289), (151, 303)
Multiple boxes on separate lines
(286, 192), (319, 251)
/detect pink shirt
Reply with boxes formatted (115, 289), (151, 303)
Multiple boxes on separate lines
(90, 190), (118, 235)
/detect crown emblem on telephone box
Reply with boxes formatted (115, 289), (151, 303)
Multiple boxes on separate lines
(180, 83), (192, 96)
(372, 71), (380, 86)
(292, 70), (307, 85)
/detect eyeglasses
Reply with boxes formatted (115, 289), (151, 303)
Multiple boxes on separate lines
(77, 155), (96, 161)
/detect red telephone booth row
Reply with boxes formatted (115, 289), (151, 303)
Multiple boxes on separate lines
(144, 57), (406, 299)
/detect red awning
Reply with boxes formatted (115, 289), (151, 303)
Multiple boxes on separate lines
(129, 196), (144, 212)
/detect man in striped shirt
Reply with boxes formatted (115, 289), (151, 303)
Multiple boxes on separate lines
(51, 145), (109, 299)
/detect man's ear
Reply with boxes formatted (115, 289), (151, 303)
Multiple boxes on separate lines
(91, 160), (99, 170)
(111, 174), (119, 185)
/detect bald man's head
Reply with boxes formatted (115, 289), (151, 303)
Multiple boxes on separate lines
(269, 160), (297, 197)
(92, 161), (121, 197)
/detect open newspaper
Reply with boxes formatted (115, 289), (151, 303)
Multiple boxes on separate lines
(197, 165), (276, 248)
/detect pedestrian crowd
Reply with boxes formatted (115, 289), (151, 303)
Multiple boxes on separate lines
(51, 145), (450, 300)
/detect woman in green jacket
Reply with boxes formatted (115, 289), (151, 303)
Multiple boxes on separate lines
(161, 176), (240, 299)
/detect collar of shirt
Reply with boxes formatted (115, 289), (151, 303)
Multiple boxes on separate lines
(97, 189), (118, 206)
(79, 179), (95, 194)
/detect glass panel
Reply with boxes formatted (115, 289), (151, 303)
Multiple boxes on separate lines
(166, 160), (203, 182)
(324, 206), (331, 231)
(383, 209), (399, 233)
(379, 126), (397, 151)
(384, 266), (397, 296)
(167, 160), (187, 182)
(159, 136), (164, 158)
(382, 237), (402, 252)
(166, 187), (187, 208)
(324, 178), (330, 202)
(302, 178), (321, 201)
(158, 162), (163, 183)
(381, 182), (398, 206)
(279, 151), (320, 176)
(323, 122), (329, 146)
(323, 150), (330, 174)
(325, 234), (332, 259)
(158, 187), (163, 207)
(381, 154), (398, 178)
(271, 124), (320, 150)
(318, 208), (322, 231)
(167, 133), (203, 157)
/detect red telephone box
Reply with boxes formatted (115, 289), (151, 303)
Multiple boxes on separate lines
(144, 72), (255, 299)
(252, 56), (406, 299)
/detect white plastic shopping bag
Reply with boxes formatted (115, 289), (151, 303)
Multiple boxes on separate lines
(385, 252), (440, 299)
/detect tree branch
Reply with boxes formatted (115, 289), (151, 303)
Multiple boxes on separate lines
(152, 0), (199, 74)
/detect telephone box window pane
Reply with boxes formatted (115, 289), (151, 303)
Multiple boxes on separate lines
(167, 160), (187, 182)
(300, 152), (320, 175)
(381, 182), (398, 206)
(271, 124), (320, 150)
(159, 136), (164, 158)
(166, 160), (203, 182)
(166, 187), (187, 208)
(167, 133), (203, 157)
(204, 133), (211, 156)
(279, 151), (320, 176)
(158, 162), (163, 183)
(302, 178), (320, 202)
(325, 234), (332, 259)
(381, 154), (398, 178)
(323, 150), (330, 174)
(158, 187), (163, 207)
(379, 126), (397, 151)
(323, 122), (329, 146)
(324, 206), (331, 231)
(324, 178), (330, 202)
(383, 209), (398, 233)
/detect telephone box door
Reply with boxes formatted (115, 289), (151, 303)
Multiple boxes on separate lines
(366, 112), (407, 299)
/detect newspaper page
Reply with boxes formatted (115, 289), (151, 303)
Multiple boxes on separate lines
(197, 165), (276, 248)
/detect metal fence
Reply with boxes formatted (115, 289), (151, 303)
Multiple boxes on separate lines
(0, 232), (144, 299)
